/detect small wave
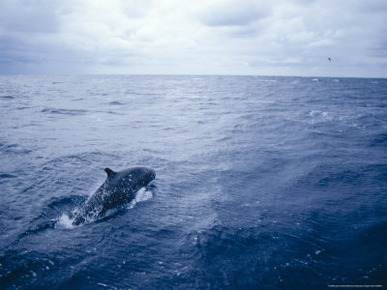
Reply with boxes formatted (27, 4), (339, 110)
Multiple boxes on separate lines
(0, 173), (17, 178)
(256, 79), (278, 82)
(0, 95), (15, 100)
(0, 142), (32, 154)
(109, 101), (124, 106)
(308, 110), (331, 121)
(41, 108), (88, 116)
(370, 133), (387, 147)
(17, 219), (57, 241)
(307, 110), (348, 125)
(17, 106), (30, 110)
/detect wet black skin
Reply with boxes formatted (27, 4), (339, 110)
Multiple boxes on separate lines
(73, 167), (156, 225)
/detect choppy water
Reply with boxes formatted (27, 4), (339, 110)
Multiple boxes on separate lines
(0, 75), (386, 289)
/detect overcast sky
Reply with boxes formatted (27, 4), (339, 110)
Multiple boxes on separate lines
(0, 0), (386, 77)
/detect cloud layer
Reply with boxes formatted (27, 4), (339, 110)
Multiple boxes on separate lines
(0, 0), (386, 77)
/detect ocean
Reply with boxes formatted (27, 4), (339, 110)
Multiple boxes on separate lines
(0, 75), (386, 289)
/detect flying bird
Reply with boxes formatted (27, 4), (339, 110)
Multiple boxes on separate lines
(328, 57), (332, 61)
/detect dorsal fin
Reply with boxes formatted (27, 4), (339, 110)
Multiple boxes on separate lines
(104, 168), (116, 177)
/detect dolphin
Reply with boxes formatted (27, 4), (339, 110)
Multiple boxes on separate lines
(72, 167), (156, 225)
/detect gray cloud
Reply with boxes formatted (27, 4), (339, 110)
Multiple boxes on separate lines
(0, 0), (60, 33)
(196, 0), (271, 27)
(0, 0), (386, 77)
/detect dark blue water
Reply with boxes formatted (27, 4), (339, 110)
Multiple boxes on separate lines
(0, 75), (386, 289)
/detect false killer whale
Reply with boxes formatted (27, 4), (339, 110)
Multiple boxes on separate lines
(72, 167), (156, 225)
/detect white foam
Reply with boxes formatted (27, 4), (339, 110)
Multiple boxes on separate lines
(128, 187), (153, 209)
(56, 213), (76, 229)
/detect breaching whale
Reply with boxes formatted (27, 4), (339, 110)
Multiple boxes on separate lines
(72, 167), (156, 225)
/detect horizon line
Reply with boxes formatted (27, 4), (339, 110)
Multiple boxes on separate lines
(0, 73), (386, 80)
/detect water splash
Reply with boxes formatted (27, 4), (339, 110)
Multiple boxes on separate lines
(128, 187), (153, 209)
(56, 213), (76, 229)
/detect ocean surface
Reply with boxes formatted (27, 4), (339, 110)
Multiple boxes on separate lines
(0, 75), (386, 289)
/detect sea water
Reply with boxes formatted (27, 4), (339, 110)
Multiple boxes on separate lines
(0, 75), (386, 289)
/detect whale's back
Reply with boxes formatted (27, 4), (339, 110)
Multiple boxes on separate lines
(72, 167), (155, 225)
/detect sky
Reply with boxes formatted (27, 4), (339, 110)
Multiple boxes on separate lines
(0, 0), (386, 77)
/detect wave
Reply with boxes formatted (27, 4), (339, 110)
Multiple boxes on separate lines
(0, 95), (15, 100)
(0, 173), (17, 179)
(109, 101), (125, 106)
(0, 141), (33, 155)
(370, 133), (387, 147)
(41, 108), (88, 116)
(179, 224), (327, 288)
